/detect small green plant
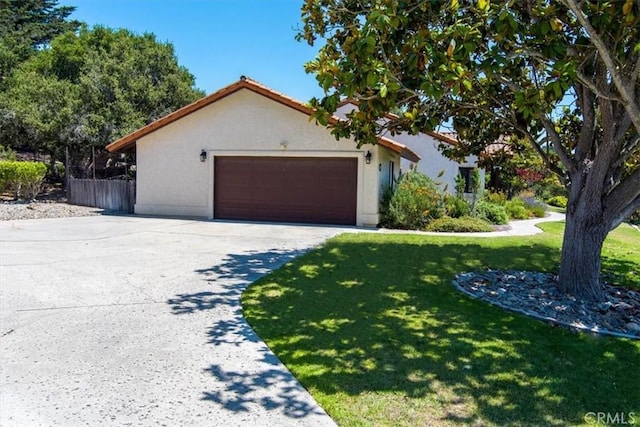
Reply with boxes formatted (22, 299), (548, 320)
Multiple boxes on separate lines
(0, 161), (47, 199)
(385, 170), (444, 229)
(504, 198), (530, 219)
(546, 195), (568, 208)
(473, 200), (509, 225)
(0, 145), (17, 161)
(455, 172), (466, 196)
(425, 216), (494, 232)
(445, 194), (470, 218)
(484, 191), (508, 205)
(520, 196), (548, 218)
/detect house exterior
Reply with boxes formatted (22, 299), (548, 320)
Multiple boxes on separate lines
(106, 77), (419, 226)
(336, 102), (484, 194)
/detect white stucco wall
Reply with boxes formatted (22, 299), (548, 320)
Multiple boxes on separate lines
(336, 103), (484, 194)
(135, 89), (393, 226)
(391, 131), (484, 194)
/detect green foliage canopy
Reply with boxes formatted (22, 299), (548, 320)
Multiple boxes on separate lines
(0, 0), (80, 83)
(0, 26), (204, 172)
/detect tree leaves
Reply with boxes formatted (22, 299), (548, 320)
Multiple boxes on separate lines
(1, 26), (203, 172)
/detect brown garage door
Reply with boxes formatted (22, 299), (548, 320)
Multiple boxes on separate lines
(214, 156), (357, 225)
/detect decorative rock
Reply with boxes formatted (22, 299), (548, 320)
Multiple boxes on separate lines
(453, 269), (640, 339)
(626, 322), (640, 334)
(0, 201), (107, 221)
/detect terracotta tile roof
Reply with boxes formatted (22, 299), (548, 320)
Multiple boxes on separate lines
(336, 100), (458, 146)
(106, 77), (420, 162)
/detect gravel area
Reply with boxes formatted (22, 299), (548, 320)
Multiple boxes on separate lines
(454, 269), (640, 339)
(0, 201), (109, 221)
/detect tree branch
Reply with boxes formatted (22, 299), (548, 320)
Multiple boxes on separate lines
(561, 0), (640, 135)
(632, 55), (640, 87)
(605, 166), (640, 230)
(574, 83), (596, 164)
(525, 132), (568, 184)
(538, 114), (577, 175)
(618, 135), (640, 167)
(575, 69), (622, 102)
(611, 194), (640, 230)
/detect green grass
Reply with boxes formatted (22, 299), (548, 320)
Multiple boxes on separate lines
(242, 223), (640, 426)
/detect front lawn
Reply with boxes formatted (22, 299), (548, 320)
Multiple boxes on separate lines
(242, 222), (639, 426)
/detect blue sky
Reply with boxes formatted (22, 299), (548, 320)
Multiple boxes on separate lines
(62, 0), (324, 102)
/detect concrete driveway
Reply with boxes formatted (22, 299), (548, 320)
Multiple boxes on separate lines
(0, 216), (347, 426)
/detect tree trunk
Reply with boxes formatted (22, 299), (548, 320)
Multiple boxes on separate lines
(558, 208), (608, 302)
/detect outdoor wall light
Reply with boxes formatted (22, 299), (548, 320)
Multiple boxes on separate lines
(365, 150), (372, 164)
(200, 149), (207, 162)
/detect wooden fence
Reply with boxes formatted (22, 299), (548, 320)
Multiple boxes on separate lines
(67, 178), (135, 213)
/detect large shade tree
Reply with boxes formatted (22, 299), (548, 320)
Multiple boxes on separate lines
(299, 0), (640, 301)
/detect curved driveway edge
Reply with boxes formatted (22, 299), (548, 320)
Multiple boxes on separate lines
(1, 216), (345, 426)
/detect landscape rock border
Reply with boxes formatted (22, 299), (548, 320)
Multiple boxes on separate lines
(453, 270), (640, 340)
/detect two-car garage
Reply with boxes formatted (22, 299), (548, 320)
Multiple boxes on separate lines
(214, 156), (358, 225)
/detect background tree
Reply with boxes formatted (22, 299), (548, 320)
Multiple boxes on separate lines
(0, 0), (80, 150)
(480, 135), (565, 199)
(0, 0), (80, 84)
(0, 26), (204, 177)
(299, 0), (640, 301)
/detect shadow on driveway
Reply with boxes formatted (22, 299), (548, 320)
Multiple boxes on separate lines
(166, 247), (330, 422)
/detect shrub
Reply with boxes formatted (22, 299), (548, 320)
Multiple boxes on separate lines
(520, 196), (547, 218)
(474, 200), (509, 225)
(0, 145), (17, 161)
(445, 195), (470, 218)
(504, 198), (530, 219)
(546, 195), (568, 208)
(0, 161), (47, 199)
(425, 216), (494, 232)
(386, 170), (445, 229)
(483, 192), (508, 205)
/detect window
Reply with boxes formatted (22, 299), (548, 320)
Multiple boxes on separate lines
(459, 167), (474, 193)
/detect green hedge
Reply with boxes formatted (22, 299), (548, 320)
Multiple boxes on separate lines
(546, 195), (568, 208)
(0, 161), (47, 200)
(425, 216), (494, 232)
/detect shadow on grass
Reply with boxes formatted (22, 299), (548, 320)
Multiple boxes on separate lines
(166, 247), (330, 420)
(601, 255), (640, 289)
(242, 234), (640, 426)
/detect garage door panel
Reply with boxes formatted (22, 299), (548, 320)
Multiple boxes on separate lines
(214, 156), (357, 225)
